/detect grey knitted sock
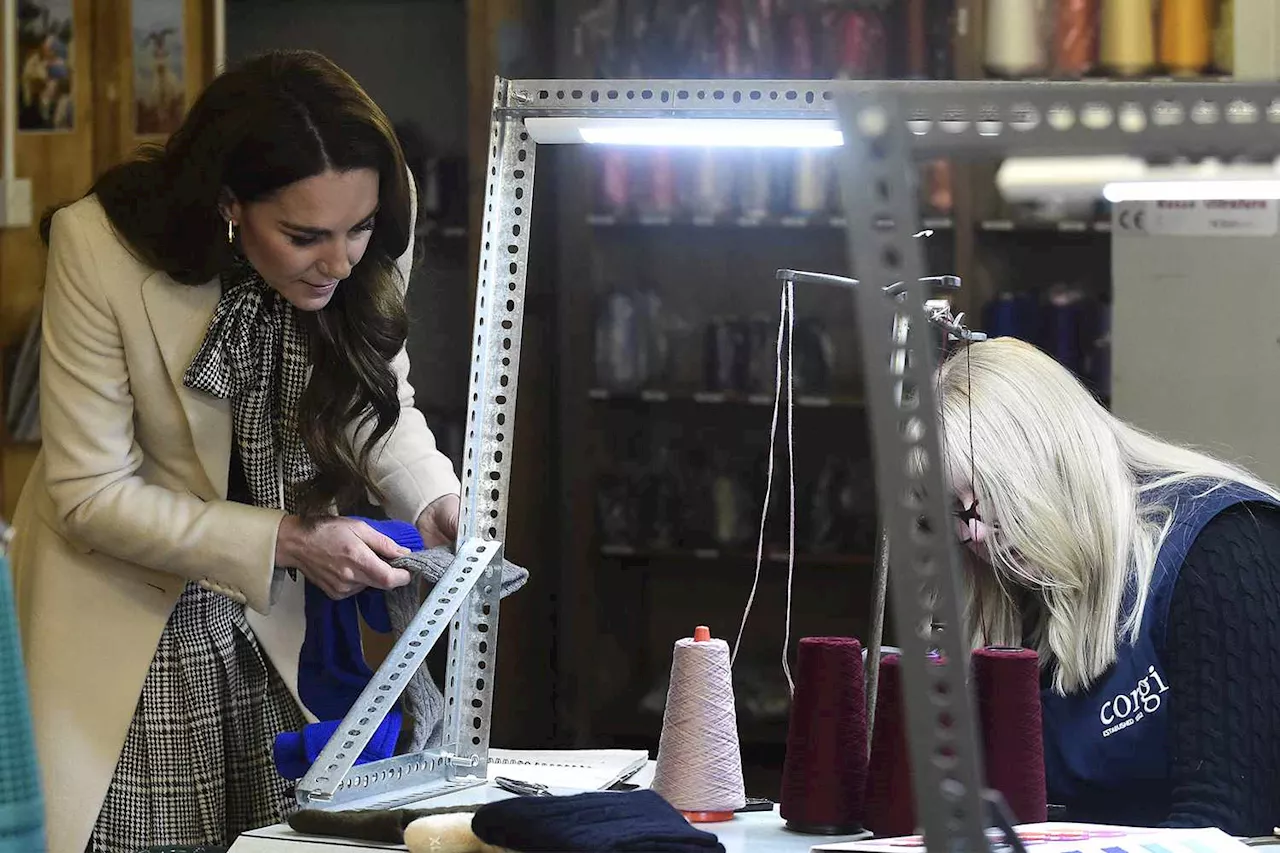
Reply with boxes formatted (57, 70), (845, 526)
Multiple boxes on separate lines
(384, 547), (529, 752)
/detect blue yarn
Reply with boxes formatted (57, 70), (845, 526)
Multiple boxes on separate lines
(348, 517), (423, 552)
(342, 517), (422, 632)
(273, 711), (403, 781)
(296, 518), (421, 724)
(283, 517), (428, 780)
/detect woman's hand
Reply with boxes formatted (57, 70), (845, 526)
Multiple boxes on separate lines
(275, 516), (413, 599)
(416, 493), (460, 548)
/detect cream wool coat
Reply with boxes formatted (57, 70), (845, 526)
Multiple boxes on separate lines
(8, 193), (461, 853)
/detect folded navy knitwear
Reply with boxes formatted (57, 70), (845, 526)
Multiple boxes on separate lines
(470, 790), (726, 853)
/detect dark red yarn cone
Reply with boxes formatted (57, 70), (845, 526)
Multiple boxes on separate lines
(779, 637), (868, 834)
(862, 653), (916, 837)
(973, 647), (1047, 824)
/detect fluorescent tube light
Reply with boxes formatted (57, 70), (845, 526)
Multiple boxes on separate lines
(998, 155), (1280, 204)
(1103, 179), (1280, 202)
(998, 156), (1147, 207)
(523, 116), (843, 147)
(1103, 159), (1280, 201)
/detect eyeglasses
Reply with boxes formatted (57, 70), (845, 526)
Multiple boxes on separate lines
(954, 498), (981, 544)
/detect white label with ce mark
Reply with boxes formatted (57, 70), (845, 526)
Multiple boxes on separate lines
(1113, 200), (1280, 237)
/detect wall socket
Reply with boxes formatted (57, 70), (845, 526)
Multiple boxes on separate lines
(0, 178), (34, 228)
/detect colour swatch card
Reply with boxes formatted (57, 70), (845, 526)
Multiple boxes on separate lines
(813, 823), (1253, 853)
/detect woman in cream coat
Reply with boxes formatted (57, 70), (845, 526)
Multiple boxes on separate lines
(9, 51), (461, 853)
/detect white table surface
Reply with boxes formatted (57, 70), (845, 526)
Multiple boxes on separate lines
(229, 761), (866, 853)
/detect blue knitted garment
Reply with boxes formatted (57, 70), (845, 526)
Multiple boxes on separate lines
(471, 790), (726, 852)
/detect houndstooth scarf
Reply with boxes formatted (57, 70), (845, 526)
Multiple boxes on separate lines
(183, 264), (317, 516)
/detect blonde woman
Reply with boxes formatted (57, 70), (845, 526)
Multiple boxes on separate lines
(937, 336), (1280, 835)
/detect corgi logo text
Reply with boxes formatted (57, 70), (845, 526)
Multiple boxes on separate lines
(1099, 665), (1170, 738)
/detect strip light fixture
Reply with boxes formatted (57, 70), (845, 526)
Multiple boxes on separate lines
(530, 115), (1280, 201)
(999, 155), (1280, 203)
(523, 116), (843, 147)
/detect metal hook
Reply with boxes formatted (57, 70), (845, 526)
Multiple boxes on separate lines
(772, 268), (985, 342)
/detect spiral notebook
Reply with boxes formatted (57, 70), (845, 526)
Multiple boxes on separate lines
(485, 748), (649, 792)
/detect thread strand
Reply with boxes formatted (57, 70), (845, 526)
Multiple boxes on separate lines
(732, 284), (790, 667)
(782, 281), (797, 696)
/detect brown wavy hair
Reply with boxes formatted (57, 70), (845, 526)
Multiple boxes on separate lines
(41, 49), (414, 515)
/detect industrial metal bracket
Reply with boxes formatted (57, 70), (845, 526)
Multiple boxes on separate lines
(295, 537), (503, 808)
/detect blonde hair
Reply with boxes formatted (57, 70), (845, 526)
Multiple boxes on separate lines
(937, 336), (1280, 695)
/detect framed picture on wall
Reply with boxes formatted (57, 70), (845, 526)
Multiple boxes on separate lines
(132, 0), (186, 136)
(15, 0), (74, 132)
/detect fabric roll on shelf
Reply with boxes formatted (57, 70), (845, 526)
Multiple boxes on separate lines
(1043, 288), (1087, 379)
(1053, 0), (1099, 76)
(985, 0), (1050, 78)
(984, 291), (1041, 343)
(1214, 0), (1234, 72)
(1160, 0), (1213, 76)
(1100, 0), (1156, 76)
(905, 0), (927, 76)
(1090, 299), (1112, 403)
(983, 289), (1109, 404)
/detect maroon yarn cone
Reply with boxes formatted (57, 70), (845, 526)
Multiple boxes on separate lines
(974, 647), (1047, 823)
(863, 654), (916, 837)
(779, 637), (868, 834)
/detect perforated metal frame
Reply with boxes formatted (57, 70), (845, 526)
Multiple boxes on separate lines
(300, 77), (1280, 846)
(833, 91), (988, 853)
(295, 538), (502, 807)
(293, 78), (534, 810)
(441, 75), (533, 782)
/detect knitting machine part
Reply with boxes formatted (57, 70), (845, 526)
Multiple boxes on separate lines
(295, 536), (503, 808)
(775, 269), (963, 302)
(832, 88), (991, 853)
(865, 528), (890, 756)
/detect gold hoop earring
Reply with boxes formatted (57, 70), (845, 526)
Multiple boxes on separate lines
(226, 219), (235, 245)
